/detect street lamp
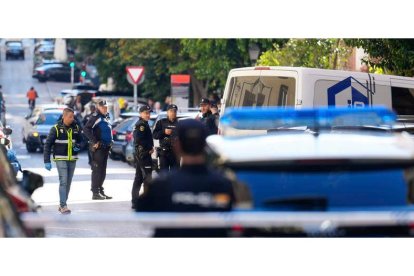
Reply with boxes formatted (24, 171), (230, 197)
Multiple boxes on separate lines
(248, 43), (260, 66)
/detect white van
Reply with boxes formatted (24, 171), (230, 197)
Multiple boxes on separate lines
(221, 66), (414, 125)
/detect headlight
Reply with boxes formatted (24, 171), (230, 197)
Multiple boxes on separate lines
(32, 132), (39, 137)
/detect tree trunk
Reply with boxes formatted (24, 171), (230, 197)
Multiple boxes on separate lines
(190, 75), (209, 107)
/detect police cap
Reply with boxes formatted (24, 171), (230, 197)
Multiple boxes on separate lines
(139, 105), (152, 113)
(167, 104), (178, 111)
(97, 100), (108, 107)
(199, 98), (210, 106)
(177, 119), (207, 155)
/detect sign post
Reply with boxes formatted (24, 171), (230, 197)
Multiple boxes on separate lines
(126, 66), (145, 109)
(171, 74), (190, 110)
(69, 62), (75, 87)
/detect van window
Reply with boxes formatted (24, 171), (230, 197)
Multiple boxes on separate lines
(225, 76), (296, 108)
(391, 87), (414, 115)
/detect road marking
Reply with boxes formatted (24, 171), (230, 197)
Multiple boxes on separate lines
(16, 155), (31, 159)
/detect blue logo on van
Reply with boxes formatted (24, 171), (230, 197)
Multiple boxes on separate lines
(327, 77), (369, 107)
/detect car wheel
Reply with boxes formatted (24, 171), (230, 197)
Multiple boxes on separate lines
(22, 136), (26, 143)
(127, 160), (136, 167)
(38, 77), (46, 83)
(26, 144), (37, 153)
(109, 151), (121, 160)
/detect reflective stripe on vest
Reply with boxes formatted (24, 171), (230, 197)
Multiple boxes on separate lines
(52, 125), (77, 161)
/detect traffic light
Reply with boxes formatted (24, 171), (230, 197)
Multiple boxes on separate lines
(69, 62), (75, 68)
(81, 70), (87, 77)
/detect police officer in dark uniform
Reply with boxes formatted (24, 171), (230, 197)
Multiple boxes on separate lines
(152, 104), (178, 171)
(134, 119), (235, 237)
(82, 104), (96, 167)
(198, 98), (218, 136)
(131, 105), (154, 207)
(83, 100), (113, 200)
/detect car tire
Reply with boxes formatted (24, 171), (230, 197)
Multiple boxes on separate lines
(38, 77), (46, 83)
(127, 160), (136, 167)
(109, 151), (121, 160)
(26, 144), (37, 153)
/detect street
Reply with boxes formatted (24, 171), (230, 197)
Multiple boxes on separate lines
(1, 39), (140, 237)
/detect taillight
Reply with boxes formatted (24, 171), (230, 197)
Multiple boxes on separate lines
(7, 192), (30, 213)
(126, 131), (133, 142)
(112, 130), (117, 136)
(38, 70), (45, 75)
(254, 67), (270, 70)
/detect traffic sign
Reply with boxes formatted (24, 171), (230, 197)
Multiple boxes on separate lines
(126, 66), (145, 84)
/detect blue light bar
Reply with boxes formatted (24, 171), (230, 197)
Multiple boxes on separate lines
(220, 106), (397, 130)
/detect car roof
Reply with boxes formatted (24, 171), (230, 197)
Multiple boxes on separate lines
(42, 109), (65, 114)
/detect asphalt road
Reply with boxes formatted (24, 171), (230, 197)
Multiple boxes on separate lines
(1, 39), (142, 237)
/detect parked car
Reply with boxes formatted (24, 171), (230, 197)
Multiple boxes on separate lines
(32, 63), (80, 83)
(5, 40), (24, 60)
(22, 110), (62, 153)
(207, 107), (414, 237)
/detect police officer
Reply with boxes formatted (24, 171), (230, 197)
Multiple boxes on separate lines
(43, 108), (83, 214)
(83, 100), (113, 200)
(152, 104), (178, 171)
(82, 104), (96, 167)
(198, 98), (218, 136)
(131, 105), (154, 207)
(134, 119), (235, 237)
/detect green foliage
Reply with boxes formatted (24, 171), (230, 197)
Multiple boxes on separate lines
(259, 39), (352, 70)
(70, 39), (286, 104)
(346, 39), (414, 76)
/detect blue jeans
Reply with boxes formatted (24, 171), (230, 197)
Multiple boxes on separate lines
(55, 160), (76, 207)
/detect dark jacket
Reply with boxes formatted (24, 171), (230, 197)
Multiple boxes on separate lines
(135, 164), (234, 237)
(200, 111), (218, 136)
(133, 118), (154, 152)
(152, 117), (178, 150)
(44, 120), (82, 163)
(83, 111), (113, 146)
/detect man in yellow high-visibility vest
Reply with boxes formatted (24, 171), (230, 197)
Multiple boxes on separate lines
(44, 108), (83, 214)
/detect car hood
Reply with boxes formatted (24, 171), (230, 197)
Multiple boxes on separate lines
(207, 131), (414, 163)
(33, 124), (54, 135)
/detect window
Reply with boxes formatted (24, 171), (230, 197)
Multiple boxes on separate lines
(391, 87), (414, 115)
(226, 76), (296, 108)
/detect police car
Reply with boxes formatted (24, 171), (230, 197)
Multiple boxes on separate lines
(207, 107), (414, 236)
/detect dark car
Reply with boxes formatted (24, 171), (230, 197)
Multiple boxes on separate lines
(22, 110), (62, 153)
(110, 116), (140, 161)
(5, 41), (25, 60)
(32, 63), (80, 83)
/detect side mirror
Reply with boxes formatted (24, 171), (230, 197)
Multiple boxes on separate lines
(3, 127), (12, 135)
(21, 170), (44, 195)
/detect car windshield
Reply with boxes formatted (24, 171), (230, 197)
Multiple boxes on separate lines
(36, 113), (61, 125)
(115, 117), (139, 132)
(6, 42), (22, 48)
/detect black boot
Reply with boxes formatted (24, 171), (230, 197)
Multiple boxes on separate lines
(100, 191), (112, 199)
(92, 193), (105, 200)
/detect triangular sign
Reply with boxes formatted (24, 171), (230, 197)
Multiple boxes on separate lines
(126, 66), (145, 84)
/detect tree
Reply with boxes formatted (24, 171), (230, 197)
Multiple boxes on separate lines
(346, 39), (414, 76)
(70, 39), (286, 105)
(258, 39), (353, 70)
(177, 39), (286, 105)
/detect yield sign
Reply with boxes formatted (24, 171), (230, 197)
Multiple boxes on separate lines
(126, 66), (145, 84)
